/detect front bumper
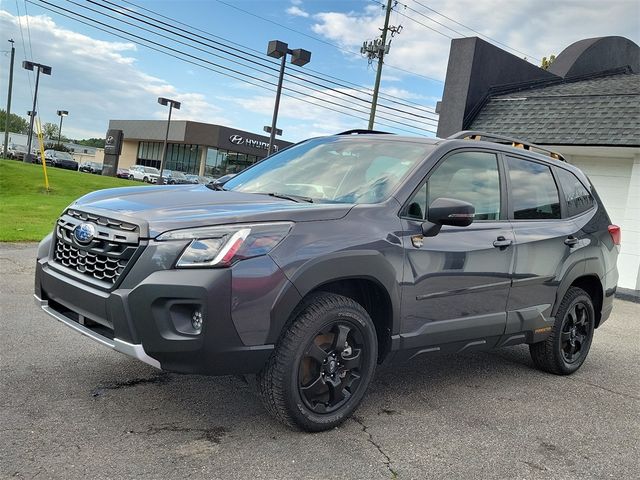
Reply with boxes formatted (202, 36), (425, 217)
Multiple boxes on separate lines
(35, 236), (278, 375)
(34, 294), (160, 369)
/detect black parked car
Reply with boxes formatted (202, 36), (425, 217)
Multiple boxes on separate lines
(79, 161), (103, 174)
(35, 130), (619, 431)
(44, 150), (78, 170)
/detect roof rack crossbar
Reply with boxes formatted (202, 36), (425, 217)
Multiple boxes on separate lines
(336, 129), (394, 136)
(448, 130), (566, 162)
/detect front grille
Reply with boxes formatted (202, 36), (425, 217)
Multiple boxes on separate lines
(52, 210), (141, 287)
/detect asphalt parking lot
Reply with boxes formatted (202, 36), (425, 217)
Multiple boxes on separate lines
(1, 242), (639, 479)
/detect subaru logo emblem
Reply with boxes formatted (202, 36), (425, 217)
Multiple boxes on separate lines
(229, 134), (244, 145)
(74, 223), (96, 244)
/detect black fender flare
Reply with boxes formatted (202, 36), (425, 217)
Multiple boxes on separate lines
(267, 250), (401, 344)
(552, 256), (604, 318)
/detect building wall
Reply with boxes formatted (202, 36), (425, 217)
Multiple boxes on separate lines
(554, 146), (640, 292)
(117, 140), (139, 170)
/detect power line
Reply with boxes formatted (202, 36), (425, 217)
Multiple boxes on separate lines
(84, 0), (438, 125)
(375, 0), (541, 63)
(27, 0), (436, 136)
(14, 0), (34, 98)
(111, 0), (439, 116)
(212, 0), (444, 84)
(372, 0), (454, 40)
(410, 0), (540, 61)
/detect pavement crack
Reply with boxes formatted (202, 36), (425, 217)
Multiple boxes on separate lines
(91, 373), (170, 397)
(352, 415), (398, 479)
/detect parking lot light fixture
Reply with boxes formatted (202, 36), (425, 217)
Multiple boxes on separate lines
(157, 97), (181, 185)
(56, 110), (68, 147)
(22, 60), (51, 162)
(266, 40), (311, 156)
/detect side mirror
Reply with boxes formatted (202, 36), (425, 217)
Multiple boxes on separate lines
(428, 197), (475, 227)
(422, 197), (475, 237)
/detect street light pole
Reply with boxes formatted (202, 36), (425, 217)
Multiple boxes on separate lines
(22, 61), (52, 162)
(157, 97), (181, 185)
(266, 40), (311, 156)
(267, 53), (287, 157)
(3, 39), (15, 158)
(56, 110), (68, 147)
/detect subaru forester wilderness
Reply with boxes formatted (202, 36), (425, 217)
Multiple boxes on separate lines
(35, 130), (619, 431)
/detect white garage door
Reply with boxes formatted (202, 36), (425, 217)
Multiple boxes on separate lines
(569, 154), (640, 292)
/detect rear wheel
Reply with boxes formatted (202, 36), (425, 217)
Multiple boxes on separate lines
(258, 293), (377, 431)
(529, 287), (595, 375)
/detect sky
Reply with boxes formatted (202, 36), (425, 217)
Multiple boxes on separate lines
(0, 0), (638, 142)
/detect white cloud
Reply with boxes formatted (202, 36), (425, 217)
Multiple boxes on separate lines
(311, 0), (640, 80)
(0, 11), (230, 139)
(286, 6), (309, 18)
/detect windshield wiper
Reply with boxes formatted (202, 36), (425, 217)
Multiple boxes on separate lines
(262, 192), (314, 203)
(206, 182), (227, 191)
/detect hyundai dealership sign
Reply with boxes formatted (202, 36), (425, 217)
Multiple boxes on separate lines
(228, 134), (278, 152)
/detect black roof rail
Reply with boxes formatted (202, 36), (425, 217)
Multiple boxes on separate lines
(336, 129), (394, 135)
(448, 130), (566, 162)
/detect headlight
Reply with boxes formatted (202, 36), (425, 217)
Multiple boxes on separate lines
(157, 222), (292, 268)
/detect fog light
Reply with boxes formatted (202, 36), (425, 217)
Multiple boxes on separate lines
(191, 310), (203, 332)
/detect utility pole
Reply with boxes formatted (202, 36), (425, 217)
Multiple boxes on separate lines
(361, 0), (401, 129)
(3, 39), (15, 158)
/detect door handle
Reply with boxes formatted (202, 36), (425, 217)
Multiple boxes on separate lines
(493, 236), (513, 249)
(564, 236), (579, 247)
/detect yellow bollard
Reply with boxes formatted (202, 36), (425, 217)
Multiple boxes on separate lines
(35, 117), (50, 192)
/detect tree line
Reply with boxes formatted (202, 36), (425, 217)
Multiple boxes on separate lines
(0, 109), (105, 148)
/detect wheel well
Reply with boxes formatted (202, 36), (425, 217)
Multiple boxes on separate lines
(570, 275), (604, 327)
(310, 278), (393, 362)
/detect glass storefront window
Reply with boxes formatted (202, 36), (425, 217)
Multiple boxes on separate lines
(138, 142), (265, 178)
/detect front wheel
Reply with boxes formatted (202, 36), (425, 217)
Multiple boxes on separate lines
(529, 287), (595, 375)
(258, 293), (378, 432)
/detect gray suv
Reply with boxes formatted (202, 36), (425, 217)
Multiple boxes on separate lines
(35, 130), (619, 431)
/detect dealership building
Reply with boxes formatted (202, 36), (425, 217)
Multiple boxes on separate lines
(106, 120), (292, 177)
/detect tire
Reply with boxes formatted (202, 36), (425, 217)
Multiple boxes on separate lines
(529, 287), (596, 375)
(143, 176), (149, 183)
(258, 292), (377, 432)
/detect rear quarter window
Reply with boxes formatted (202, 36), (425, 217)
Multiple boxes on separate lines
(555, 167), (595, 217)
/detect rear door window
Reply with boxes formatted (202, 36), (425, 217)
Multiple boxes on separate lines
(506, 156), (560, 220)
(555, 167), (595, 217)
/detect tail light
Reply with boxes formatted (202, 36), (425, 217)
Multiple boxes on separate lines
(608, 225), (621, 246)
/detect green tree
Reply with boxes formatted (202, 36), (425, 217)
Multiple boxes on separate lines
(75, 138), (106, 148)
(541, 54), (556, 70)
(0, 109), (29, 134)
(42, 122), (59, 140)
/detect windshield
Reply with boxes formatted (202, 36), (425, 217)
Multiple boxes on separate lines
(224, 137), (433, 204)
(57, 152), (74, 161)
(145, 167), (160, 174)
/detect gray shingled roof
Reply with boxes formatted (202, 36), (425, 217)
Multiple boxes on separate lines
(469, 73), (640, 146)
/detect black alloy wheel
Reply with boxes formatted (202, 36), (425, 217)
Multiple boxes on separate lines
(258, 292), (377, 431)
(530, 287), (595, 375)
(560, 301), (591, 364)
(298, 321), (365, 414)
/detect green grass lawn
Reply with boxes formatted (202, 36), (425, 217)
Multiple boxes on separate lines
(0, 159), (143, 241)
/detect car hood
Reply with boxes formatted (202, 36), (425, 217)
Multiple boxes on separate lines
(70, 184), (352, 238)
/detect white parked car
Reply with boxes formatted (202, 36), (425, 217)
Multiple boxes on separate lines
(128, 165), (160, 183)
